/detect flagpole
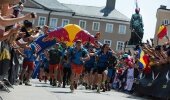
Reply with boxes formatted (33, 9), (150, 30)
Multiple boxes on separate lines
(165, 24), (170, 42)
(132, 30), (143, 41)
(157, 37), (159, 46)
(136, 0), (138, 9)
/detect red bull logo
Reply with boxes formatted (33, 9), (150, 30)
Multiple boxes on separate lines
(43, 28), (70, 42)
(42, 24), (96, 46)
(73, 30), (95, 44)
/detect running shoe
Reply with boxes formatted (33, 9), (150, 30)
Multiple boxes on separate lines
(70, 85), (74, 93)
(97, 87), (100, 93)
(25, 81), (32, 86)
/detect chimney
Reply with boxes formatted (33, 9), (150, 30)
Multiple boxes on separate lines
(106, 0), (116, 10)
(160, 5), (167, 9)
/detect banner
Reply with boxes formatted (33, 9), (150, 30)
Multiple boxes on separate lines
(34, 35), (56, 54)
(33, 24), (97, 54)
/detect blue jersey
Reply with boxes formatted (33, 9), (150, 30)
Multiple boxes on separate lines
(39, 53), (49, 68)
(85, 55), (95, 68)
(69, 47), (88, 65)
(24, 49), (35, 62)
(63, 61), (71, 68)
(43, 58), (49, 68)
(96, 51), (112, 67)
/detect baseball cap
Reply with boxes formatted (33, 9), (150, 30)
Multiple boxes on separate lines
(76, 39), (82, 43)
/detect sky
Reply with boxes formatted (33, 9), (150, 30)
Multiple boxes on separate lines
(58, 0), (169, 42)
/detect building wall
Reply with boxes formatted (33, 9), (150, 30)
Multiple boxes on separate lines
(22, 1), (130, 51)
(154, 9), (170, 45)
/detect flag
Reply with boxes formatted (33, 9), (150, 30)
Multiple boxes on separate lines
(35, 44), (42, 53)
(137, 48), (146, 69)
(157, 25), (167, 39)
(143, 54), (150, 73)
(137, 48), (151, 73)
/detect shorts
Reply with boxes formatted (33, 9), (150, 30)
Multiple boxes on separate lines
(92, 67), (97, 74)
(49, 64), (59, 72)
(97, 66), (107, 74)
(71, 63), (83, 75)
(84, 67), (93, 73)
(58, 64), (63, 71)
(44, 68), (49, 73)
(107, 69), (114, 78)
(23, 61), (34, 70)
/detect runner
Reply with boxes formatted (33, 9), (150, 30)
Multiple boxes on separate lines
(47, 43), (62, 86)
(61, 42), (71, 88)
(62, 52), (71, 88)
(95, 44), (113, 93)
(68, 40), (90, 92)
(84, 47), (96, 89)
(39, 50), (49, 83)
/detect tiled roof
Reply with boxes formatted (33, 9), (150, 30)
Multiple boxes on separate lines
(64, 4), (130, 21)
(31, 0), (130, 21)
(32, 0), (72, 12)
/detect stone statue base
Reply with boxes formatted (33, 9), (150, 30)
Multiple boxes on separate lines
(125, 45), (136, 48)
(124, 45), (136, 56)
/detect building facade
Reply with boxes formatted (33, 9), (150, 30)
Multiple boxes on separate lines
(23, 0), (131, 51)
(154, 5), (170, 45)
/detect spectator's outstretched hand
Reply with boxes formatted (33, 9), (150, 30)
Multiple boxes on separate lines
(24, 13), (37, 20)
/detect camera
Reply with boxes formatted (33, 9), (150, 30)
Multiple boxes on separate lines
(31, 12), (36, 18)
(155, 45), (161, 51)
(13, 2), (23, 18)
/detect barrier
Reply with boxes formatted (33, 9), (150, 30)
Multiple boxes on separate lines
(135, 62), (170, 99)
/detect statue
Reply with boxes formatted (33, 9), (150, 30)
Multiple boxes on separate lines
(128, 8), (144, 45)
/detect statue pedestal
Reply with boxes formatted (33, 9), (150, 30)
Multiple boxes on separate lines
(124, 45), (136, 55)
(125, 45), (136, 48)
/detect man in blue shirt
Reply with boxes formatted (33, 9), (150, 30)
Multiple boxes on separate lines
(84, 47), (96, 89)
(68, 40), (90, 92)
(48, 43), (62, 86)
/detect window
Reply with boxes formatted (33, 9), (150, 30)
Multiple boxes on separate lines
(92, 22), (100, 31)
(104, 39), (112, 47)
(162, 19), (170, 25)
(62, 19), (69, 27)
(38, 16), (46, 26)
(116, 41), (124, 51)
(79, 20), (86, 29)
(119, 25), (126, 34)
(105, 23), (113, 33)
(50, 18), (58, 28)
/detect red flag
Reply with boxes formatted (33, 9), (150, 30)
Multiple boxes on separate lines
(157, 25), (167, 39)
